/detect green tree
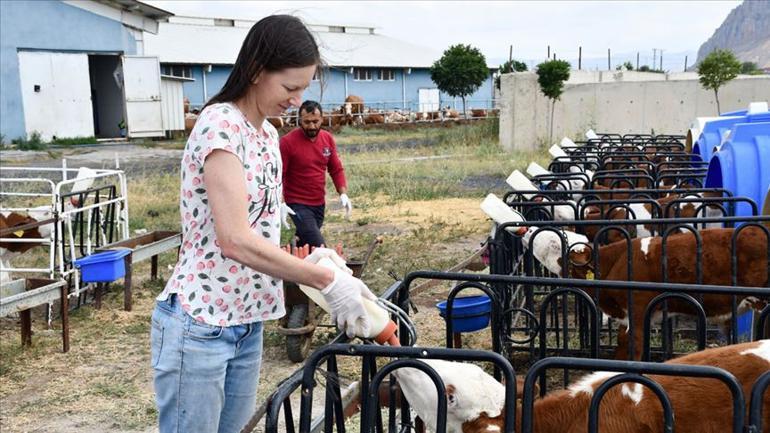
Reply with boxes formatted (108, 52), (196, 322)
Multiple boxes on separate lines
(430, 44), (490, 117)
(495, 59), (528, 89)
(616, 61), (634, 71)
(536, 59), (571, 143)
(697, 49), (742, 114)
(740, 61), (762, 75)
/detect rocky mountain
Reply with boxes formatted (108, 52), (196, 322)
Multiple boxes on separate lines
(695, 0), (770, 68)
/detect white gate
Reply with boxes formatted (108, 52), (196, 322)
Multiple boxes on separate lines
(418, 88), (440, 112)
(122, 56), (164, 138)
(17, 51), (94, 142)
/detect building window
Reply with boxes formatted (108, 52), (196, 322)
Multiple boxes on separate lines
(353, 68), (372, 81)
(161, 64), (192, 79)
(378, 69), (395, 81)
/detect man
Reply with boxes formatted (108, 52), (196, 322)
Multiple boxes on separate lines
(280, 100), (352, 248)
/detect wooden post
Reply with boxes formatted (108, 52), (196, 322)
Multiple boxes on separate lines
(151, 255), (159, 280)
(453, 333), (463, 349)
(94, 283), (102, 309)
(578, 46), (582, 70)
(124, 254), (133, 311)
(60, 283), (69, 353)
(20, 309), (32, 347)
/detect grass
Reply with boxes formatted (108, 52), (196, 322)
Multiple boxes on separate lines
(8, 132), (99, 150)
(50, 136), (98, 146)
(341, 120), (552, 201)
(0, 121), (553, 432)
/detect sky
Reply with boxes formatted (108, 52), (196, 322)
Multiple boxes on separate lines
(145, 0), (741, 72)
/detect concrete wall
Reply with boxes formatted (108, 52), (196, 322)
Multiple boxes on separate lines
(499, 71), (770, 151)
(181, 66), (496, 112)
(0, 1), (138, 141)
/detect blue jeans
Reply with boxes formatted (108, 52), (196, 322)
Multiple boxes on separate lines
(151, 295), (263, 433)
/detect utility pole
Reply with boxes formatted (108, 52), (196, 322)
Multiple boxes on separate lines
(659, 49), (664, 70)
(509, 45), (513, 63)
(652, 48), (657, 70)
(684, 55), (688, 72)
(547, 45), (550, 60)
(636, 52), (640, 70)
(607, 48), (611, 70)
(578, 46), (582, 70)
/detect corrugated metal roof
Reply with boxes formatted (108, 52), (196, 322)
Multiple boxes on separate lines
(144, 20), (453, 68)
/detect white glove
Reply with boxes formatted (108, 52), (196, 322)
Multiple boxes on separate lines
(305, 247), (353, 275)
(280, 203), (295, 230)
(340, 193), (352, 219)
(320, 268), (378, 338)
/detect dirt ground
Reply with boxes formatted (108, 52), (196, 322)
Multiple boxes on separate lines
(0, 143), (495, 433)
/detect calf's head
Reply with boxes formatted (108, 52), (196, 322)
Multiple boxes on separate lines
(522, 228), (591, 277)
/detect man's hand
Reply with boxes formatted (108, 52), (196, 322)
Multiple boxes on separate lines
(280, 203), (295, 230)
(340, 193), (353, 219)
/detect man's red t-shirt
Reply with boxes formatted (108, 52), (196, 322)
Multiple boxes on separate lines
(280, 128), (347, 206)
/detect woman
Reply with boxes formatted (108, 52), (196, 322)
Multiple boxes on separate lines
(150, 15), (375, 433)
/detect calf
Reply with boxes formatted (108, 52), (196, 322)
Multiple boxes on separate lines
(581, 192), (724, 243)
(469, 109), (487, 118)
(363, 113), (385, 125)
(525, 226), (769, 360)
(266, 116), (284, 129)
(1, 209), (56, 285)
(395, 340), (770, 433)
(1, 168), (95, 283)
(391, 359), (507, 433)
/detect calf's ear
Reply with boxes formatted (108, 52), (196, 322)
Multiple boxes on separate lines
(445, 383), (458, 407)
(568, 243), (593, 267)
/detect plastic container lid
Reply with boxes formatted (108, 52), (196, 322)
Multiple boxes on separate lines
(74, 249), (131, 267)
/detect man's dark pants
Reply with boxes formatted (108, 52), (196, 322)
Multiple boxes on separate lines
(287, 203), (326, 248)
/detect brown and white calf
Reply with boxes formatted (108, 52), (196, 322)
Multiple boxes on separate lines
(395, 340), (770, 433)
(391, 359), (507, 433)
(1, 168), (95, 284)
(581, 192), (724, 243)
(525, 226), (769, 360)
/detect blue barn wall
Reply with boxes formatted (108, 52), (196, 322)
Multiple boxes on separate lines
(182, 66), (206, 107)
(0, 1), (138, 140)
(183, 65), (495, 112)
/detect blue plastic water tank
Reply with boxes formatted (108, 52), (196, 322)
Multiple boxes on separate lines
(693, 111), (770, 162)
(704, 122), (770, 217)
(720, 109), (748, 116)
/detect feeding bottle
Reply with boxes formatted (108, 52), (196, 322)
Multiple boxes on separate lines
(298, 257), (399, 346)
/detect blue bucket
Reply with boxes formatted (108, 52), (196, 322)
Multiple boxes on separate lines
(74, 249), (132, 283)
(737, 310), (754, 342)
(693, 111), (770, 162)
(436, 295), (492, 332)
(705, 122), (770, 218)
